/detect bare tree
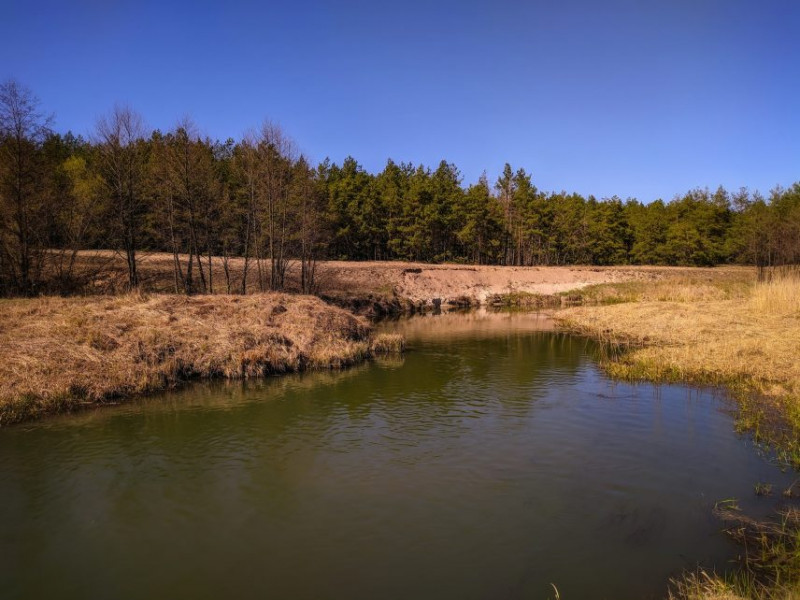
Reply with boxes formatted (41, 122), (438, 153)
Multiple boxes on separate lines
(233, 135), (260, 294)
(257, 121), (296, 290)
(151, 118), (219, 294)
(292, 155), (326, 293)
(232, 123), (297, 293)
(0, 79), (53, 295)
(96, 106), (148, 289)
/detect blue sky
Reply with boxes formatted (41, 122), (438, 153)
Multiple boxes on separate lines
(3, 0), (799, 201)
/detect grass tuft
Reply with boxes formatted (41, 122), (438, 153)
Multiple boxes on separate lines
(370, 333), (405, 354)
(668, 506), (800, 600)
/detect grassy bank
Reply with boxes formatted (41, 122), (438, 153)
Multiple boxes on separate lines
(0, 293), (402, 426)
(557, 273), (800, 459)
(555, 271), (800, 599)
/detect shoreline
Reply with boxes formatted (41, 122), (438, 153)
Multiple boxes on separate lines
(0, 264), (761, 427)
(553, 278), (800, 464)
(553, 274), (800, 599)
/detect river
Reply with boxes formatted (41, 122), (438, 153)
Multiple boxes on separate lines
(0, 311), (792, 599)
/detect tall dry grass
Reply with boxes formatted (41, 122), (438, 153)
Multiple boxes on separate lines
(668, 572), (749, 600)
(668, 570), (800, 600)
(749, 275), (800, 316)
(0, 292), (400, 425)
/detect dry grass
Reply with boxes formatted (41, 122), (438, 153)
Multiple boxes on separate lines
(668, 572), (749, 600)
(370, 333), (405, 354)
(0, 292), (400, 425)
(668, 571), (800, 600)
(575, 267), (753, 304)
(749, 278), (800, 317)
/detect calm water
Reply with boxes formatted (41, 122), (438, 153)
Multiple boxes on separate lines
(0, 311), (794, 600)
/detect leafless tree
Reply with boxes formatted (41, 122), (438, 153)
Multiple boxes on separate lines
(152, 118), (219, 294)
(96, 105), (148, 289)
(257, 121), (296, 290)
(292, 155), (326, 293)
(0, 79), (53, 295)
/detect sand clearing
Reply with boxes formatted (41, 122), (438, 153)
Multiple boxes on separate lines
(315, 261), (731, 305)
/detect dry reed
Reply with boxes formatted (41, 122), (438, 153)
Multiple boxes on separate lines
(749, 275), (800, 316)
(370, 333), (405, 354)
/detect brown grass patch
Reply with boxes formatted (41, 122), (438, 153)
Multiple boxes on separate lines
(0, 292), (401, 425)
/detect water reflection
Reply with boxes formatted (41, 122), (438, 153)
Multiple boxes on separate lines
(380, 307), (557, 341)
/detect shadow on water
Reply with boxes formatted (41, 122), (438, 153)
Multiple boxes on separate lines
(0, 309), (796, 600)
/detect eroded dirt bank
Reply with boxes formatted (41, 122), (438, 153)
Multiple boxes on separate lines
(54, 251), (748, 315)
(315, 262), (742, 314)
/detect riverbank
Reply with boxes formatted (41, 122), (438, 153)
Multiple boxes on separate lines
(0, 293), (402, 426)
(316, 261), (662, 313)
(556, 274), (800, 456)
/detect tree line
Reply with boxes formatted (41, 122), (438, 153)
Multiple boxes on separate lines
(1, 79), (798, 297)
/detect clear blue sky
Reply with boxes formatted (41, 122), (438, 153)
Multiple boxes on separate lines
(3, 0), (799, 201)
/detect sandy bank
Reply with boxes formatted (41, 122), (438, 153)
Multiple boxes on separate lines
(316, 262), (751, 312)
(54, 250), (749, 313)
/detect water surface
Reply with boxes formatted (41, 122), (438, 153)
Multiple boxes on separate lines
(0, 311), (792, 599)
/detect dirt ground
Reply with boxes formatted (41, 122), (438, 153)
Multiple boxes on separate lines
(315, 261), (745, 305)
(56, 250), (748, 308)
